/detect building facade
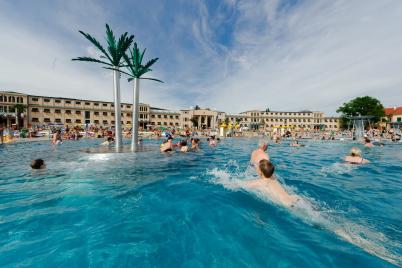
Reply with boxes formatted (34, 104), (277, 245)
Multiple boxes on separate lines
(0, 91), (341, 131)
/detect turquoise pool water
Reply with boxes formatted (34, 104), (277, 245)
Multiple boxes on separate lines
(0, 138), (401, 267)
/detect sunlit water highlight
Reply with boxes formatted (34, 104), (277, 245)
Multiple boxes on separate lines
(0, 138), (401, 267)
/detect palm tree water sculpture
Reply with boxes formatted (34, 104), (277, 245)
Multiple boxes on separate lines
(72, 24), (134, 150)
(121, 42), (163, 151)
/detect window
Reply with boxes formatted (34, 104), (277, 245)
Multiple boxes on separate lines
(112, 112), (115, 116)
(31, 108), (39, 112)
(44, 118), (51, 122)
(94, 112), (99, 115)
(158, 115), (161, 118)
(126, 105), (131, 109)
(169, 115), (173, 119)
(44, 109), (50, 113)
(397, 117), (401, 122)
(103, 112), (108, 116)
(127, 113), (131, 117)
(111, 104), (114, 107)
(121, 105), (123, 108)
(66, 119), (72, 123)
(140, 114), (143, 119)
(55, 119), (61, 123)
(76, 111), (81, 115)
(66, 100), (71, 104)
(55, 109), (61, 114)
(32, 118), (39, 122)
(103, 120), (108, 124)
(75, 119), (81, 123)
(65, 110), (71, 114)
(169, 122), (173, 126)
(94, 120), (99, 124)
(55, 99), (61, 103)
(151, 115), (155, 118)
(175, 123), (179, 126)
(44, 98), (50, 102)
(164, 115), (167, 119)
(163, 122), (167, 125)
(85, 102), (90, 105)
(127, 121), (131, 124)
(157, 122), (161, 125)
(175, 116), (179, 119)
(103, 103), (108, 107)
(0, 95), (2, 102)
(75, 101), (81, 105)
(111, 120), (115, 124)
(94, 103), (99, 106)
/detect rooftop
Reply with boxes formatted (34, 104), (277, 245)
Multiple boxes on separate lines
(385, 107), (402, 116)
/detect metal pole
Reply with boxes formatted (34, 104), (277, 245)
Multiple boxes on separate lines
(131, 77), (140, 151)
(113, 69), (123, 150)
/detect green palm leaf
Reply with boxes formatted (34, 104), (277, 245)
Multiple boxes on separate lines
(123, 42), (163, 83)
(72, 56), (113, 66)
(73, 24), (134, 68)
(77, 30), (113, 63)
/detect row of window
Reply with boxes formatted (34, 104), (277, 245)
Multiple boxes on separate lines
(151, 122), (180, 126)
(250, 112), (312, 117)
(0, 106), (15, 113)
(31, 108), (148, 118)
(0, 96), (24, 103)
(31, 118), (131, 124)
(151, 114), (180, 119)
(30, 98), (148, 110)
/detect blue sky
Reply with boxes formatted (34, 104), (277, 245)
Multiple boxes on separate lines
(0, 0), (401, 115)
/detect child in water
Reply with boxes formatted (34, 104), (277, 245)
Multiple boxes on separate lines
(244, 159), (299, 208)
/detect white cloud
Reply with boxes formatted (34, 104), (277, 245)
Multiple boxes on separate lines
(199, 0), (402, 114)
(0, 0), (401, 115)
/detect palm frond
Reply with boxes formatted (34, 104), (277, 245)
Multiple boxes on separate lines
(139, 48), (146, 65)
(143, 58), (159, 70)
(77, 30), (112, 63)
(72, 57), (113, 66)
(105, 24), (118, 65)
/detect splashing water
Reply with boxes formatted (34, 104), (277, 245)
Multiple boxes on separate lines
(207, 163), (402, 267)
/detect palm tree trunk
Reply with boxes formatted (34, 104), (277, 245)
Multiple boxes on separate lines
(113, 69), (123, 150)
(131, 78), (140, 151)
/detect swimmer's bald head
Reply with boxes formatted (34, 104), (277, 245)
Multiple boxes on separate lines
(259, 159), (275, 179)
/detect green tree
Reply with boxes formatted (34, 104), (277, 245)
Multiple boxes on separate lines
(121, 42), (163, 151)
(11, 104), (27, 129)
(336, 96), (385, 126)
(72, 24), (134, 150)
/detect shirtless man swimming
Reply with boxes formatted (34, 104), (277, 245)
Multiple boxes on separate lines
(244, 159), (298, 208)
(250, 140), (270, 166)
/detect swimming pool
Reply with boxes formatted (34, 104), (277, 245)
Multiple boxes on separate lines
(0, 138), (401, 267)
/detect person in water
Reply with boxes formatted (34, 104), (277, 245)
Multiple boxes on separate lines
(190, 138), (200, 151)
(30, 159), (46, 169)
(179, 140), (190, 152)
(364, 137), (374, 147)
(344, 147), (369, 164)
(250, 140), (269, 166)
(290, 140), (305, 147)
(52, 130), (62, 145)
(209, 136), (217, 147)
(244, 159), (299, 208)
(160, 137), (174, 152)
(101, 137), (114, 146)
